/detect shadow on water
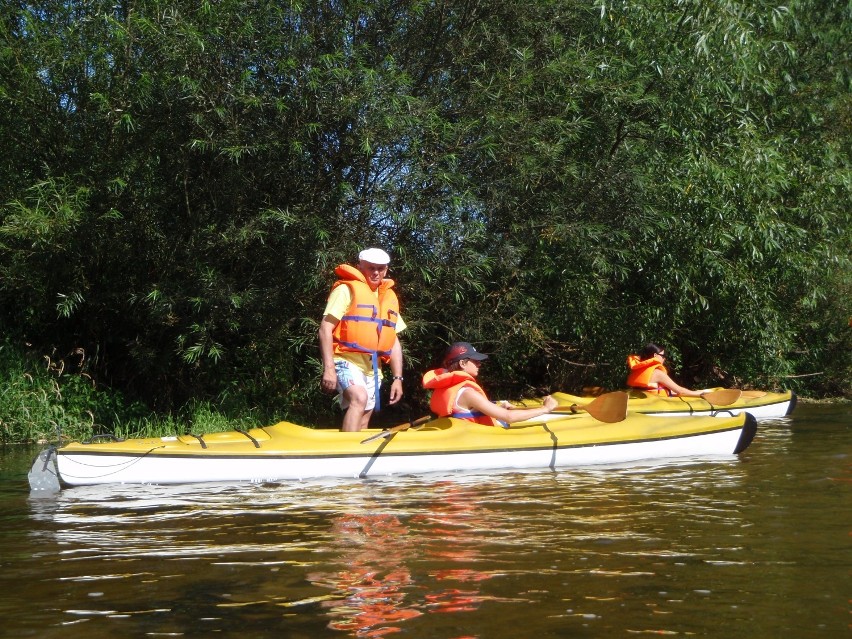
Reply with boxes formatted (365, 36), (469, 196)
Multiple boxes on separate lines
(0, 403), (849, 638)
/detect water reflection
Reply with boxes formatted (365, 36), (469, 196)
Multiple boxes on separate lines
(21, 461), (754, 637)
(10, 422), (848, 639)
(303, 481), (516, 637)
(308, 512), (422, 637)
(4, 406), (848, 637)
(417, 484), (503, 616)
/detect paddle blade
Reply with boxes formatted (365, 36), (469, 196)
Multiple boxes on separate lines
(549, 391), (628, 423)
(700, 389), (742, 406)
(582, 391), (629, 423)
(551, 391), (628, 424)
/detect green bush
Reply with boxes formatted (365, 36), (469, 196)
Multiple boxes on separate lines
(1, 0), (849, 429)
(0, 339), (261, 443)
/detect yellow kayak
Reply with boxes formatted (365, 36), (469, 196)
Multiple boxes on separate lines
(29, 409), (757, 492)
(515, 388), (796, 420)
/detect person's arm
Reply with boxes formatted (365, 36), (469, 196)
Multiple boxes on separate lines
(388, 337), (403, 405)
(649, 369), (704, 397)
(318, 315), (339, 394)
(460, 391), (558, 424)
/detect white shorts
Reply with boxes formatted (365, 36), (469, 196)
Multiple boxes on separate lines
(335, 359), (379, 411)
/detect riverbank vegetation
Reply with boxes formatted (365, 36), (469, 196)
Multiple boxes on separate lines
(1, 1), (849, 442)
(0, 338), (264, 442)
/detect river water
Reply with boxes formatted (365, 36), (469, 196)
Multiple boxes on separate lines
(0, 403), (848, 638)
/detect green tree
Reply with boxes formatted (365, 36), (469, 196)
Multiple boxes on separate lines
(0, 0), (847, 438)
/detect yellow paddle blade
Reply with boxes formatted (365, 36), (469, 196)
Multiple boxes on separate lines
(360, 415), (431, 444)
(552, 391), (628, 423)
(700, 389), (742, 405)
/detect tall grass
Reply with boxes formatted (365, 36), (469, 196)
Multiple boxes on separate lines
(109, 401), (266, 440)
(0, 339), (265, 444)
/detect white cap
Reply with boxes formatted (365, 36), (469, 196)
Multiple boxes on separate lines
(358, 247), (391, 265)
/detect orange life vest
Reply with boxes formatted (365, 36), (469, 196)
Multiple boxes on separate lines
(626, 355), (670, 395)
(421, 368), (501, 427)
(331, 264), (399, 364)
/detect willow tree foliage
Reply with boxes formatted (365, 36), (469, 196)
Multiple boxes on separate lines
(0, 0), (848, 427)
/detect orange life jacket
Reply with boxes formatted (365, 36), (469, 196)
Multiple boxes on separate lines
(331, 264), (399, 364)
(421, 368), (501, 427)
(626, 355), (670, 395)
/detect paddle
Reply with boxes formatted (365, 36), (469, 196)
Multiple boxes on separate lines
(550, 391), (629, 423)
(699, 389), (742, 405)
(360, 415), (431, 444)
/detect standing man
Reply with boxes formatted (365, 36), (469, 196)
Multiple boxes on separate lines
(318, 248), (405, 431)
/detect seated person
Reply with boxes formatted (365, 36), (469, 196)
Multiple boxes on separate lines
(422, 342), (557, 426)
(626, 343), (704, 397)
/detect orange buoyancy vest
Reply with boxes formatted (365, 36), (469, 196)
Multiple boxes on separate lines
(331, 264), (400, 364)
(626, 355), (670, 395)
(422, 368), (501, 427)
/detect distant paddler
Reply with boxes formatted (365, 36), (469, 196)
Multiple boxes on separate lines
(626, 343), (706, 397)
(626, 343), (742, 405)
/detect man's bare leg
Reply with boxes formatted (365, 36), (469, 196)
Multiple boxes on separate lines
(341, 385), (369, 432)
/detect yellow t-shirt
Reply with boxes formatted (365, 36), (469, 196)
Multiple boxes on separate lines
(323, 285), (406, 374)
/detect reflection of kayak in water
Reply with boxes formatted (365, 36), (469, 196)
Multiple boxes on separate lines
(29, 410), (757, 492)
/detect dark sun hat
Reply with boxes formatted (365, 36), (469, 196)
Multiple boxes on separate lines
(443, 342), (489, 367)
